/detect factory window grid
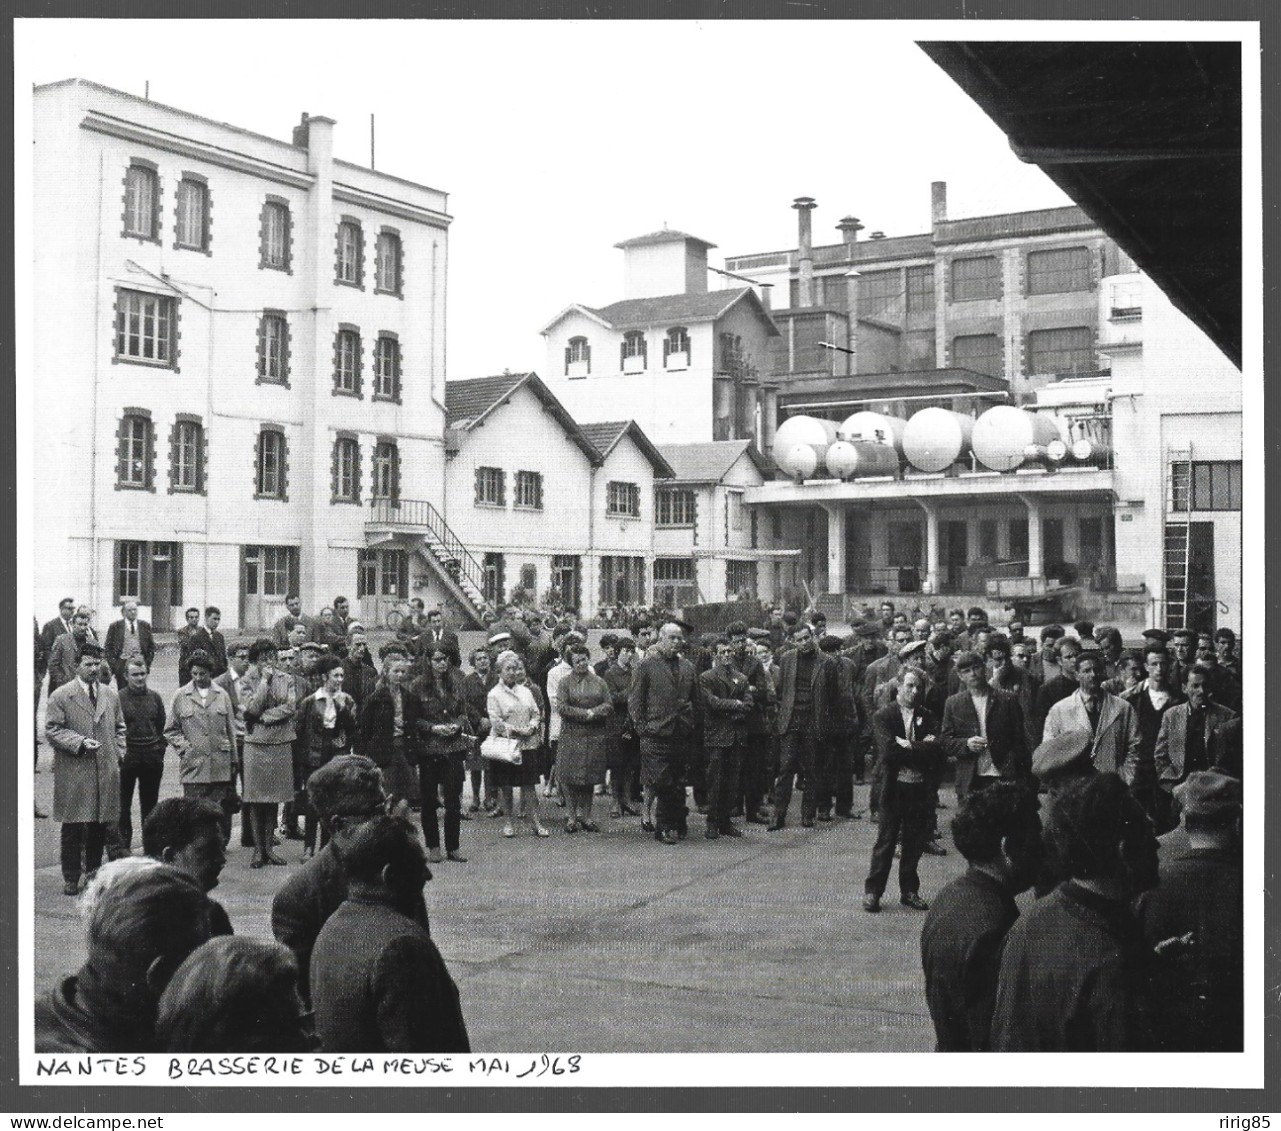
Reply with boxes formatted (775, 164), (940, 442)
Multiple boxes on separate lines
(173, 175), (211, 253)
(116, 411), (155, 491)
(951, 333), (1003, 379)
(655, 488), (697, 527)
(259, 198), (293, 273)
(114, 288), (178, 369)
(857, 269), (900, 317)
(254, 427), (288, 500)
(1026, 246), (1092, 295)
(257, 311), (290, 386)
(1172, 461), (1242, 513)
(335, 218), (364, 288)
(950, 255), (1001, 302)
(373, 333), (402, 402)
(333, 326), (363, 397)
(514, 470), (544, 511)
(607, 481), (641, 519)
(905, 265), (935, 313)
(1026, 327), (1093, 378)
(169, 415), (206, 494)
(375, 229), (403, 296)
(475, 466), (505, 508)
(122, 161), (160, 242)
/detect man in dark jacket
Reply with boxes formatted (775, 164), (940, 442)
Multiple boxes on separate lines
(143, 797), (234, 937)
(272, 755), (429, 1008)
(35, 864), (210, 1052)
(820, 634), (861, 822)
(103, 600), (156, 688)
(941, 651), (1029, 804)
(1122, 642), (1184, 829)
(311, 815), (468, 1053)
(629, 622), (699, 845)
(920, 782), (1041, 1050)
(1135, 771), (1242, 1052)
(769, 624), (843, 831)
(863, 671), (944, 912)
(990, 773), (1160, 1051)
(341, 630), (379, 709)
(117, 658), (167, 851)
(729, 622), (776, 822)
(698, 638), (752, 840)
(1031, 636), (1082, 740)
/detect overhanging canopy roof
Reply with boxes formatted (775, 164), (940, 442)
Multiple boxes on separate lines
(920, 41), (1241, 368)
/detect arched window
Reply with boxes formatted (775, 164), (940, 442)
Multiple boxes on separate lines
(123, 162), (160, 240)
(335, 218), (364, 286)
(256, 428), (288, 499)
(664, 327), (690, 368)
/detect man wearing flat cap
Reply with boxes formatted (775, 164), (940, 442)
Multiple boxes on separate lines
(1136, 771), (1243, 1051)
(45, 641), (126, 895)
(272, 755), (430, 1008)
(941, 650), (1030, 805)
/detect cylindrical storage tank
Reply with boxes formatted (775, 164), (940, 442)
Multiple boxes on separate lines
(837, 411), (908, 454)
(825, 439), (901, 480)
(775, 443), (819, 480)
(1071, 438), (1111, 464)
(902, 408), (974, 473)
(971, 407), (1063, 472)
(1046, 439), (1069, 463)
(771, 415), (838, 477)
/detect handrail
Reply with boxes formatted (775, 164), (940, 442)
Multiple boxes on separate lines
(368, 498), (489, 607)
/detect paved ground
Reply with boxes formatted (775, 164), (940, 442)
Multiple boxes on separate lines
(31, 635), (964, 1053)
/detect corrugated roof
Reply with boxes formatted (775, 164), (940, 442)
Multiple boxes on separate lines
(578, 421), (675, 479)
(614, 230), (716, 250)
(657, 440), (769, 483)
(444, 373), (602, 464)
(587, 287), (779, 335)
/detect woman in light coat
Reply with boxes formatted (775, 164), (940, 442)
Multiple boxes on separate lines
(486, 651), (548, 839)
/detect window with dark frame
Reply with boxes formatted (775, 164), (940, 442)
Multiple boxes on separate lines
(905, 265), (935, 313)
(514, 470), (543, 510)
(1026, 327), (1093, 377)
(375, 230), (403, 295)
(357, 548), (378, 598)
(117, 413), (154, 490)
(174, 177), (209, 252)
(115, 289), (177, 367)
(655, 488), (696, 527)
(950, 255), (1001, 302)
(475, 466), (505, 507)
(256, 428), (287, 499)
(1173, 460), (1242, 512)
(952, 333), (1003, 379)
(116, 541), (145, 601)
(258, 312), (289, 385)
(170, 418), (204, 493)
(334, 327), (363, 396)
(123, 163), (160, 241)
(335, 219), (363, 287)
(372, 441), (400, 502)
(607, 481), (640, 518)
(332, 436), (361, 504)
(664, 327), (690, 367)
(261, 546), (293, 597)
(260, 199), (291, 271)
(381, 548), (408, 597)
(373, 334), (401, 401)
(620, 331), (647, 370)
(1026, 247), (1092, 295)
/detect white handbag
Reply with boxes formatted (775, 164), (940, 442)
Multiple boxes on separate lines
(480, 733), (522, 765)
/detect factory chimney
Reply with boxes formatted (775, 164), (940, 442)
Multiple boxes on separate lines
(793, 196), (817, 308)
(931, 181), (948, 228)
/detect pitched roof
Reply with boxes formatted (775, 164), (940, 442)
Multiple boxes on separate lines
(587, 287), (779, 334)
(657, 440), (770, 484)
(578, 421), (675, 479)
(614, 229), (717, 251)
(444, 373), (602, 464)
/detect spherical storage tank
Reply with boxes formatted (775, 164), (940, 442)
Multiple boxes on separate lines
(972, 407), (1063, 472)
(902, 408), (975, 473)
(837, 411), (908, 454)
(772, 415), (838, 478)
(825, 440), (901, 480)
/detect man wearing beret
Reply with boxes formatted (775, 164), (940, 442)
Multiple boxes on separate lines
(45, 642), (126, 895)
(1136, 771), (1242, 1051)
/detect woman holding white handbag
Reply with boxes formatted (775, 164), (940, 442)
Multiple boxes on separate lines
(485, 651), (549, 839)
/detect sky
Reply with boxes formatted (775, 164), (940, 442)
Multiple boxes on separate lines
(16, 18), (1086, 377)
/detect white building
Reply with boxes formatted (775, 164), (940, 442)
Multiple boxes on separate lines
(33, 79), (461, 632)
(541, 230), (780, 448)
(441, 373), (673, 620)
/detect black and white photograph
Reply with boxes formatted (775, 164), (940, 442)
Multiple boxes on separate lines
(12, 10), (1267, 1111)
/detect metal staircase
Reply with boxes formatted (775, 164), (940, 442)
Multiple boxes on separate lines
(1163, 448), (1193, 630)
(367, 499), (493, 625)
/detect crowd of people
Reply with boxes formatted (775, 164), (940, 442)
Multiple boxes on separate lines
(32, 592), (1245, 1054)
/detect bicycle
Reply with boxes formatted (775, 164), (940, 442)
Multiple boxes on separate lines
(384, 600), (414, 633)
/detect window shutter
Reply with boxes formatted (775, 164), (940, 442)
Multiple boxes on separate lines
(168, 419), (179, 493)
(398, 550), (409, 599)
(620, 341), (627, 369)
(116, 417), (128, 487)
(535, 474), (543, 511)
(279, 433), (290, 501)
(497, 469), (505, 507)
(330, 438), (340, 502)
(288, 548), (300, 599)
(565, 345), (571, 375)
(144, 420), (156, 491)
(663, 336), (671, 360)
(353, 440), (362, 503)
(169, 542), (183, 606)
(197, 424), (207, 495)
(474, 467), (483, 504)
(392, 445), (401, 503)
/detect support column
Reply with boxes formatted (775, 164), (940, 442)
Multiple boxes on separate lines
(915, 499), (940, 595)
(821, 503), (846, 595)
(1018, 493), (1043, 579)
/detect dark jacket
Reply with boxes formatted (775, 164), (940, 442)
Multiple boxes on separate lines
(311, 894), (469, 1054)
(698, 665), (752, 748)
(921, 868), (1019, 1052)
(119, 684), (167, 761)
(35, 967), (157, 1053)
(104, 618), (156, 677)
(732, 651), (776, 736)
(871, 701), (943, 807)
(271, 842), (431, 1009)
(1034, 673), (1078, 740)
(1121, 683), (1185, 794)
(992, 664), (1040, 749)
(460, 670), (494, 741)
(773, 649), (842, 739)
(358, 683), (426, 770)
(296, 690), (359, 770)
(342, 654), (380, 710)
(991, 881), (1154, 1051)
(412, 669), (473, 759)
(940, 686), (1030, 793)
(601, 663), (635, 740)
(628, 652), (698, 739)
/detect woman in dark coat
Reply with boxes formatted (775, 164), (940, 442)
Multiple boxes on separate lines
(460, 648), (496, 815)
(602, 637), (639, 818)
(413, 645), (472, 863)
(357, 650), (422, 809)
(296, 655), (358, 857)
(554, 642), (613, 833)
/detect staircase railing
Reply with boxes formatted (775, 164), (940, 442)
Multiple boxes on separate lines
(368, 499), (490, 610)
